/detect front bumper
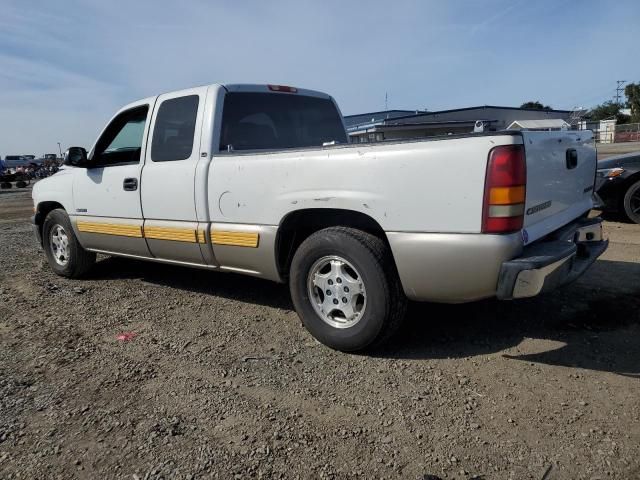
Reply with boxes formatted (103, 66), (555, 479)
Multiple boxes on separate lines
(496, 217), (608, 300)
(595, 175), (625, 211)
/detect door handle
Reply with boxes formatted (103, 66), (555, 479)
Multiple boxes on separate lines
(566, 149), (578, 170)
(123, 178), (138, 191)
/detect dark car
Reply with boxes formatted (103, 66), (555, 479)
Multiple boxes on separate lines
(595, 151), (640, 224)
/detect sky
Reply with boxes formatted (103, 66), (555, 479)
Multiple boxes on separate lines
(1, 0), (639, 155)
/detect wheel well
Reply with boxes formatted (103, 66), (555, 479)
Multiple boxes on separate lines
(617, 172), (640, 207)
(625, 172), (640, 190)
(35, 201), (64, 230)
(275, 208), (387, 279)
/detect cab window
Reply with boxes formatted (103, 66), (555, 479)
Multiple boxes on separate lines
(92, 106), (148, 166)
(219, 92), (347, 151)
(151, 95), (199, 162)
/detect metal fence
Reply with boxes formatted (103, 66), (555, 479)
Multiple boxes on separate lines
(615, 123), (640, 143)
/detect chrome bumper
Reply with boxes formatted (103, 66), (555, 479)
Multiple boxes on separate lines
(496, 217), (608, 300)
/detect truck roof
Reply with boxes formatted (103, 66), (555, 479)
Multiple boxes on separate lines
(222, 84), (331, 99)
(123, 84), (332, 112)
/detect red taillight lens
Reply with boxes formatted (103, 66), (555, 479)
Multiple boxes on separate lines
(268, 84), (298, 93)
(482, 145), (526, 234)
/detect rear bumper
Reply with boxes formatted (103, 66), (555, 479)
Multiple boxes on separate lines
(496, 217), (607, 300)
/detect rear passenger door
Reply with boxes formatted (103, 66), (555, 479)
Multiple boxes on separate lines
(140, 87), (208, 264)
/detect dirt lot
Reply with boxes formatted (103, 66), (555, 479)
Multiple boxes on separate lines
(0, 187), (639, 480)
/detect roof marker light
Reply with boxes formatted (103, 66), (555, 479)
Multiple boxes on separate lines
(268, 84), (298, 93)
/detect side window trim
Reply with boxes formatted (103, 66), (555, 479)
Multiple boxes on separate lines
(90, 105), (150, 168)
(150, 95), (200, 162)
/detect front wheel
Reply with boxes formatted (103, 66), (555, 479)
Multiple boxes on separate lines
(622, 179), (640, 224)
(289, 227), (407, 352)
(42, 209), (96, 278)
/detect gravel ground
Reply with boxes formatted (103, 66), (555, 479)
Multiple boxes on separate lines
(1, 187), (639, 480)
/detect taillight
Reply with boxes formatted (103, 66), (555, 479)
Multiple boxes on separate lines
(268, 84), (298, 93)
(482, 145), (526, 234)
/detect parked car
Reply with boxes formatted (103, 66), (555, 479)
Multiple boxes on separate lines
(4, 155), (37, 172)
(595, 151), (640, 224)
(31, 83), (607, 351)
(5, 155), (27, 168)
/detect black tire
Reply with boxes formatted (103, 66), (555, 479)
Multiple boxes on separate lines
(289, 227), (407, 352)
(42, 209), (96, 278)
(16, 180), (27, 188)
(622, 179), (640, 224)
(1, 182), (12, 189)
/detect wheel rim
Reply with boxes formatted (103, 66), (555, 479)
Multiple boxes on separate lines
(630, 186), (640, 216)
(50, 224), (70, 266)
(307, 255), (367, 329)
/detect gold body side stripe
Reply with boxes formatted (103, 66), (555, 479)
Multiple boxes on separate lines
(211, 230), (259, 248)
(76, 221), (143, 238)
(143, 226), (198, 243)
(76, 221), (259, 248)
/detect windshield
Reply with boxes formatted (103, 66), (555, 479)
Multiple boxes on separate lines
(219, 92), (347, 151)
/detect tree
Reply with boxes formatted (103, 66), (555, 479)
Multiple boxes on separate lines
(624, 82), (640, 123)
(589, 101), (630, 124)
(520, 101), (552, 110)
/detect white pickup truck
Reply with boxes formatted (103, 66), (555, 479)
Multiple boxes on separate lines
(32, 83), (607, 351)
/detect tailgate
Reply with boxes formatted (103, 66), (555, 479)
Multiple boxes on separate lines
(521, 130), (596, 244)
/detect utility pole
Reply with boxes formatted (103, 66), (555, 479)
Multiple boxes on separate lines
(385, 92), (388, 111)
(615, 80), (626, 105)
(57, 142), (62, 158)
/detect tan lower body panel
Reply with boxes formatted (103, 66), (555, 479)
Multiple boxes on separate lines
(143, 220), (206, 264)
(73, 217), (148, 257)
(74, 218), (282, 282)
(209, 223), (280, 282)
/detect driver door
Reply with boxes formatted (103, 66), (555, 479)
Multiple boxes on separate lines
(72, 99), (153, 256)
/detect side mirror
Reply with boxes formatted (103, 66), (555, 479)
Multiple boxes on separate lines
(63, 147), (88, 167)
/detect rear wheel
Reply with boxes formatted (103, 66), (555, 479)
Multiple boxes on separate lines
(289, 227), (406, 352)
(622, 179), (640, 224)
(43, 209), (96, 278)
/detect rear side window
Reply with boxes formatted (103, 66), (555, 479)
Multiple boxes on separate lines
(219, 92), (347, 151)
(151, 95), (199, 162)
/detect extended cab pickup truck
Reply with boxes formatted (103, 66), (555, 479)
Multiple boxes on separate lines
(32, 83), (608, 351)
